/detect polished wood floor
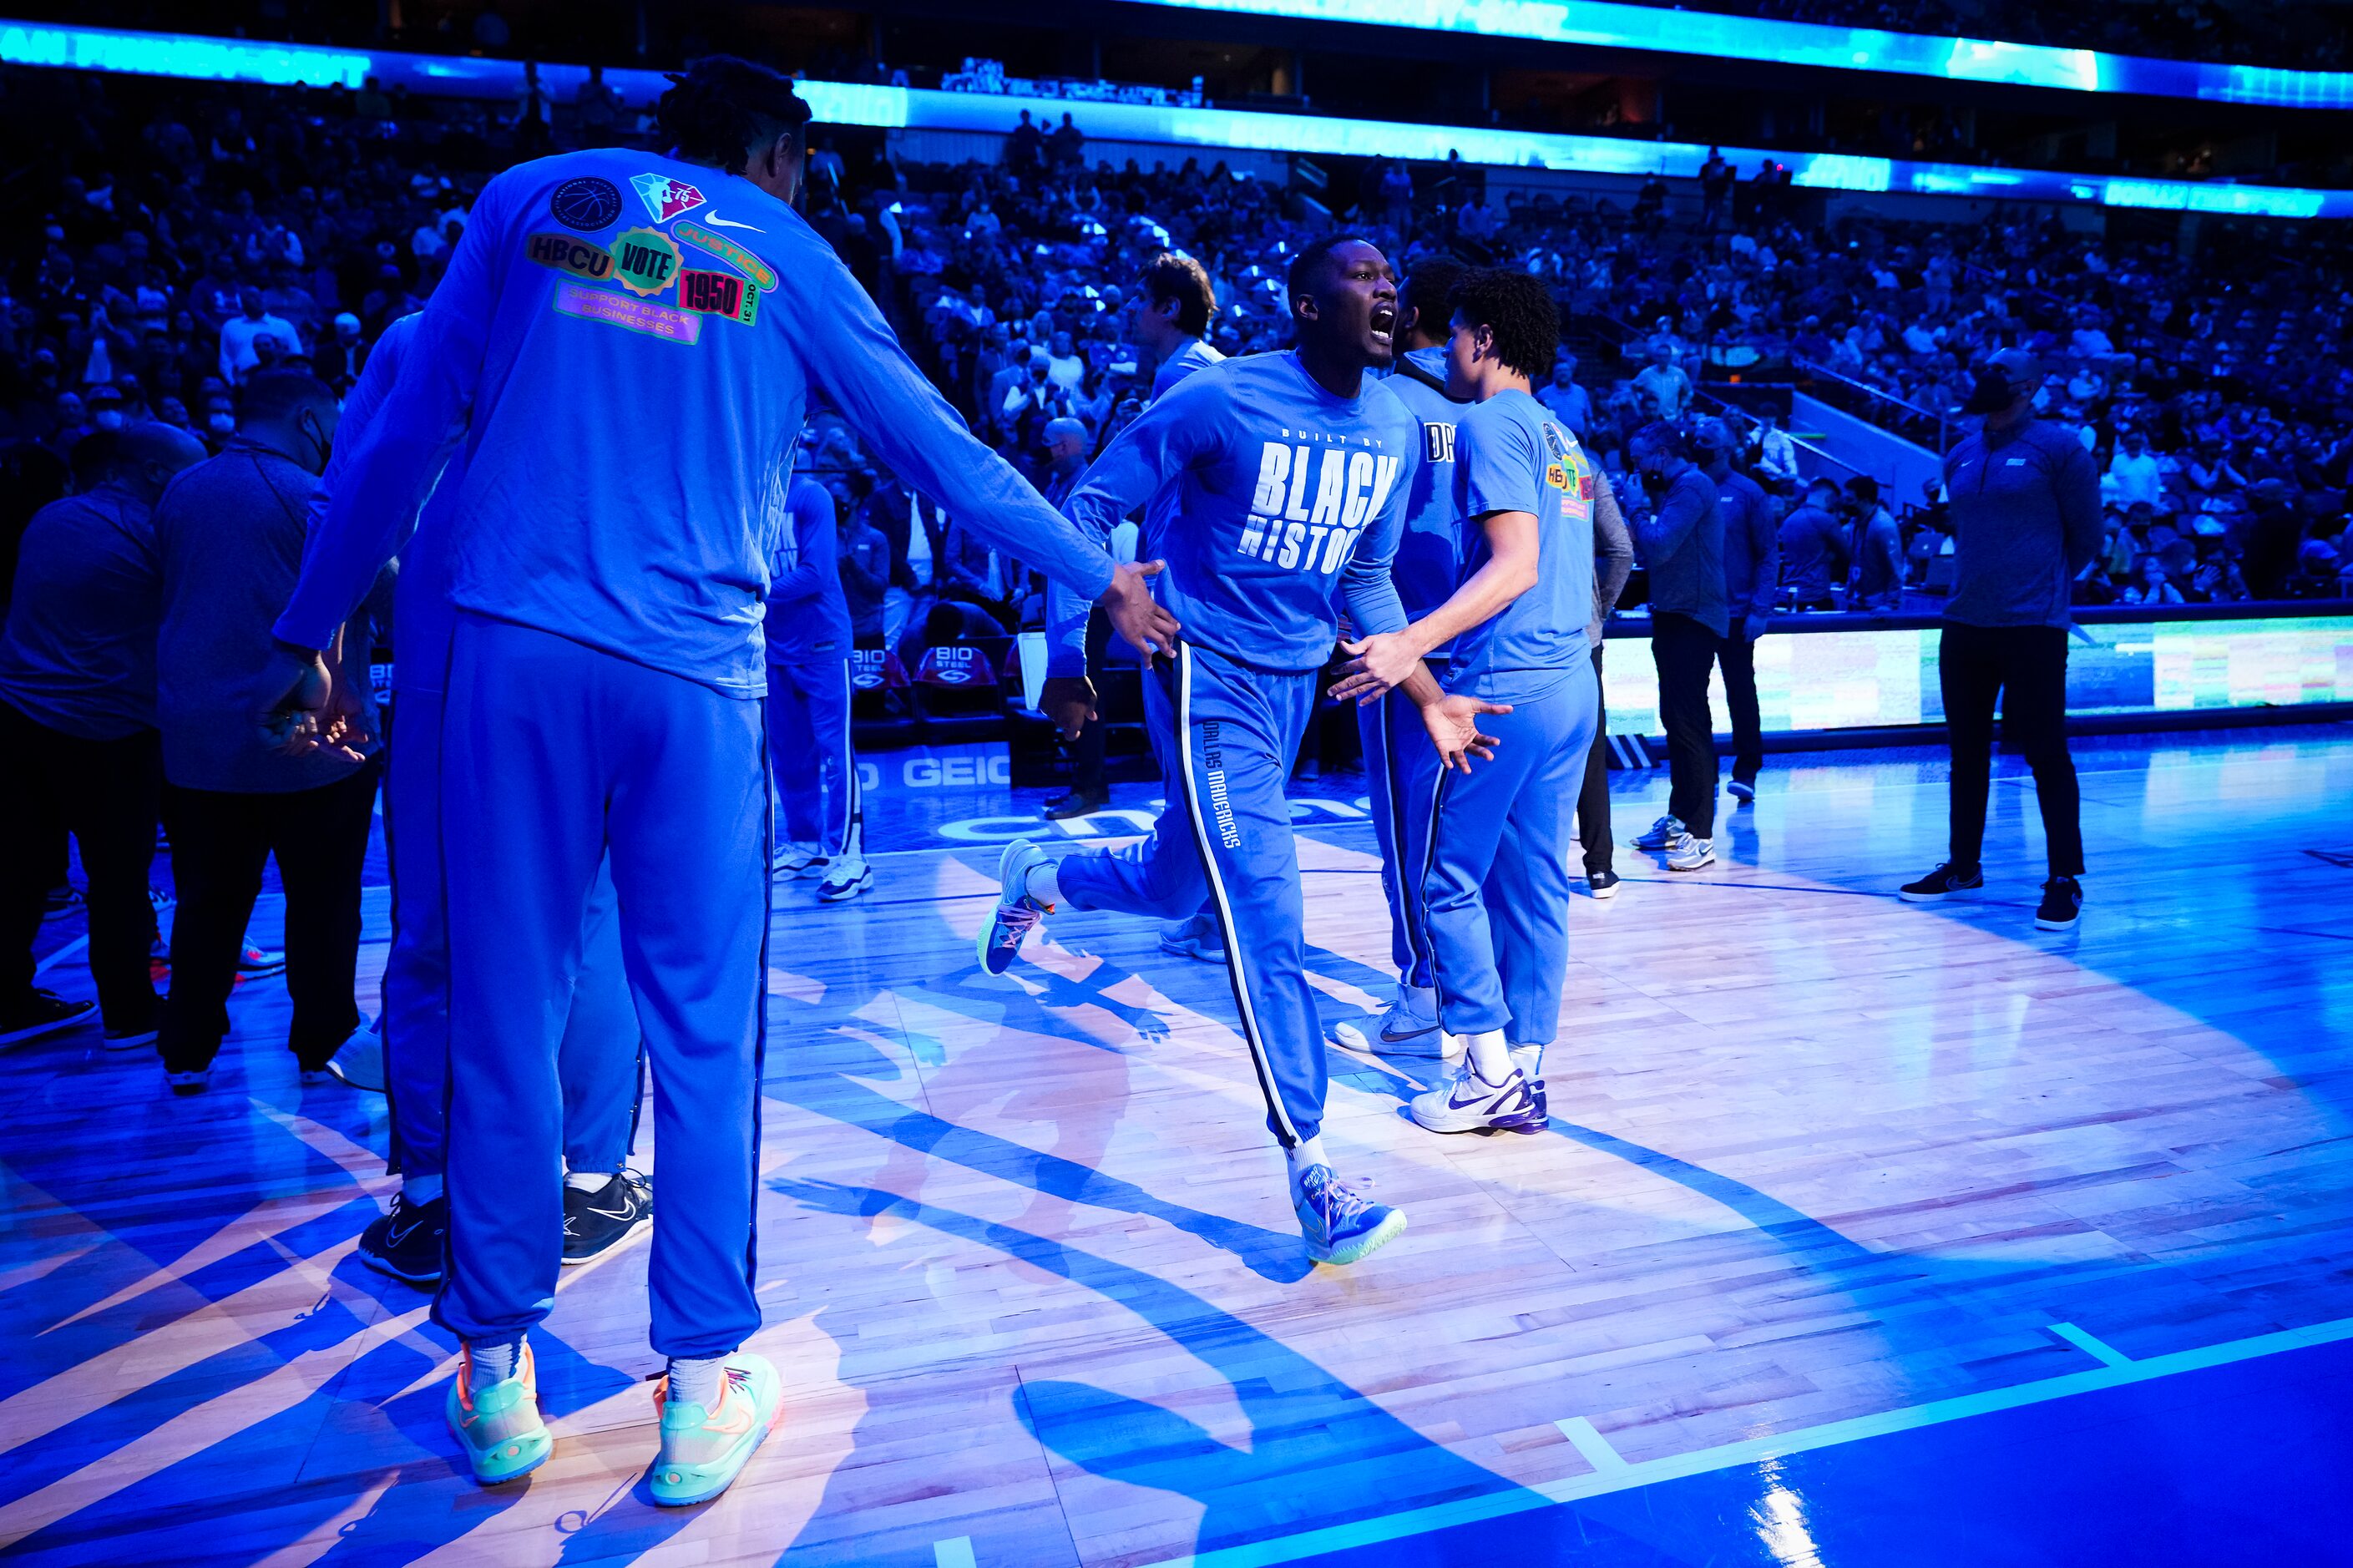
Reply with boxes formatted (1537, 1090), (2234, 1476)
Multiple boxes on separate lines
(3, 728), (2352, 1566)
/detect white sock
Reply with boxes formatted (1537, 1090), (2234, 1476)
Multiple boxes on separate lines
(1509, 1043), (1543, 1082)
(1440, 1030), (1468, 1065)
(564, 1169), (609, 1192)
(403, 1172), (444, 1205)
(1466, 1029), (1511, 1084)
(1284, 1135), (1329, 1196)
(470, 1338), (521, 1383)
(1024, 858), (1062, 906)
(666, 1353), (728, 1411)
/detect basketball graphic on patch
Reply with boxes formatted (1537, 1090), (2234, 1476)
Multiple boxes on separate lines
(549, 176), (622, 232)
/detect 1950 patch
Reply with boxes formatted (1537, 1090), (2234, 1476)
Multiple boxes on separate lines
(549, 176), (622, 232)
(611, 227), (681, 297)
(678, 267), (757, 326)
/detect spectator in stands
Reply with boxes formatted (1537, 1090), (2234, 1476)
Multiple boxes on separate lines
(1633, 338), (1693, 422)
(0, 423), (206, 1052)
(1900, 348), (2100, 932)
(151, 370), (381, 1095)
(2106, 427), (2163, 511)
(216, 287), (301, 386)
(1779, 475), (1849, 610)
(1537, 355), (1592, 440)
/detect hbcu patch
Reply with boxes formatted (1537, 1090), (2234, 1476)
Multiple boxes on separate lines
(525, 232), (614, 281)
(549, 176), (621, 232)
(551, 281), (700, 345)
(630, 173), (706, 225)
(1546, 463), (1569, 491)
(678, 268), (757, 326)
(674, 220), (778, 291)
(611, 227), (681, 297)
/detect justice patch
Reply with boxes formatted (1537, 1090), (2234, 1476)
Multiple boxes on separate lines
(631, 172), (706, 225)
(525, 232), (615, 280)
(551, 281), (701, 346)
(678, 268), (757, 325)
(549, 175), (621, 232)
(674, 220), (779, 291)
(611, 227), (681, 297)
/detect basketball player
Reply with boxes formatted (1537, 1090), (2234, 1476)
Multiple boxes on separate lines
(983, 235), (1504, 1267)
(267, 58), (1173, 1500)
(766, 467), (866, 900)
(1333, 269), (1600, 1135)
(1330, 254), (1466, 1058)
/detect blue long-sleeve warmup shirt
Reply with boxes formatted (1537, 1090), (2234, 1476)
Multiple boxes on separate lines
(1047, 351), (1418, 676)
(764, 473), (851, 663)
(1446, 388), (1595, 703)
(276, 148), (1115, 697)
(1382, 346), (1468, 657)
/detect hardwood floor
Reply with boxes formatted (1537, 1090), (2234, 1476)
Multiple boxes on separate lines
(3, 726), (2350, 1565)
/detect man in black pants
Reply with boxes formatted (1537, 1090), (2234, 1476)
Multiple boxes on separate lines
(152, 371), (383, 1094)
(1899, 349), (2100, 930)
(1576, 469), (1634, 896)
(0, 424), (207, 1050)
(1697, 417), (1776, 802)
(1627, 422), (1727, 872)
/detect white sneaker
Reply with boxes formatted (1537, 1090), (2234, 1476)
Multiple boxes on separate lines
(1333, 982), (1441, 1056)
(1632, 814), (1684, 852)
(772, 842), (823, 878)
(817, 855), (873, 902)
(1409, 1058), (1546, 1135)
(318, 1019), (387, 1092)
(1665, 832), (1716, 872)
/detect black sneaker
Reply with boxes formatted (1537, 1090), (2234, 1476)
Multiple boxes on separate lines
(1586, 867), (1621, 899)
(42, 885), (83, 923)
(1727, 777), (1756, 802)
(359, 1191), (448, 1286)
(1, 991), (97, 1049)
(1898, 862), (1983, 902)
(2036, 876), (2083, 931)
(562, 1171), (651, 1265)
(1042, 787), (1108, 821)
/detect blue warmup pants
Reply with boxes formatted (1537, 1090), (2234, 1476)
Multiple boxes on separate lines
(1357, 680), (1441, 990)
(1058, 644), (1324, 1150)
(763, 656), (860, 857)
(1419, 667), (1600, 1046)
(437, 614), (768, 1360)
(382, 685), (642, 1181)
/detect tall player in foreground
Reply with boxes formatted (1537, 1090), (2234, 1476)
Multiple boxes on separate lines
(266, 58), (1173, 1502)
(983, 236), (1504, 1267)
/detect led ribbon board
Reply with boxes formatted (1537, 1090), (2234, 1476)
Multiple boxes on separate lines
(1121, 0), (2353, 109)
(3, 22), (2347, 219)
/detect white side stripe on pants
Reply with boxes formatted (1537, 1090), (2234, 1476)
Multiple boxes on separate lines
(1172, 645), (1301, 1149)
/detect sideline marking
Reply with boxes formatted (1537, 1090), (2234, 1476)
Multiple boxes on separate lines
(1154, 1313), (2353, 1567)
(934, 1539), (978, 1568)
(2050, 1321), (2134, 1368)
(1554, 1416), (1629, 1474)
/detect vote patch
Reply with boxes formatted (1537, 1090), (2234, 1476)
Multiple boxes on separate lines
(611, 227), (680, 297)
(525, 232), (614, 280)
(549, 176), (622, 232)
(678, 267), (757, 326)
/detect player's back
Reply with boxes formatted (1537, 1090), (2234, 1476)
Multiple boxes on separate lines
(1380, 346), (1468, 640)
(428, 148), (833, 696)
(1445, 388), (1595, 703)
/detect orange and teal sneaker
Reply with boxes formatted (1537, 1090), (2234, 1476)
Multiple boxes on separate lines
(649, 1353), (782, 1506)
(446, 1341), (553, 1485)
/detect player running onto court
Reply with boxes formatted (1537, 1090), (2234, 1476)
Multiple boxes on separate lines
(269, 58), (1173, 1502)
(1333, 268), (1602, 1136)
(765, 465), (868, 899)
(982, 235), (1505, 1267)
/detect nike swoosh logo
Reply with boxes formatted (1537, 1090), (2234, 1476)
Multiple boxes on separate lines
(585, 1203), (639, 1222)
(702, 210), (765, 231)
(1380, 1021), (1437, 1042)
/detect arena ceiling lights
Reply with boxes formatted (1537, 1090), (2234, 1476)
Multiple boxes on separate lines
(3, 21), (2346, 220)
(1127, 0), (2353, 109)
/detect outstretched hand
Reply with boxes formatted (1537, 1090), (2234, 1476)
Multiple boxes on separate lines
(1419, 693), (1510, 774)
(1331, 631), (1424, 705)
(1099, 559), (1180, 660)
